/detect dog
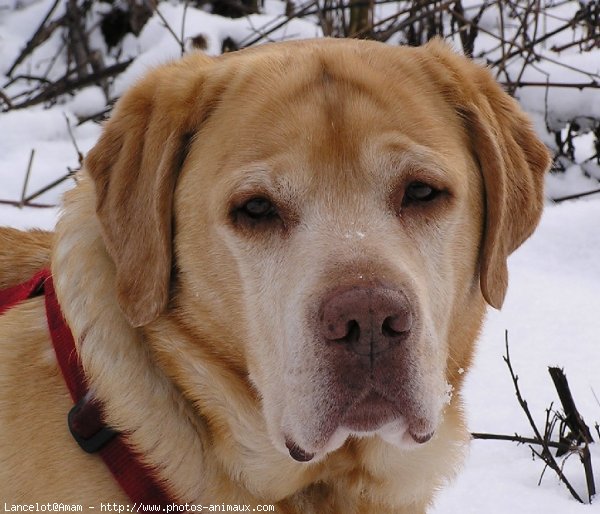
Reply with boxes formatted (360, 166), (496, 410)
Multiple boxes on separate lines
(0, 38), (550, 512)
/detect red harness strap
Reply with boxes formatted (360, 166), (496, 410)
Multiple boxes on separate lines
(0, 269), (50, 316)
(1, 269), (175, 506)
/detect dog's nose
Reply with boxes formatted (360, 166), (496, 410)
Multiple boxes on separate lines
(320, 286), (413, 356)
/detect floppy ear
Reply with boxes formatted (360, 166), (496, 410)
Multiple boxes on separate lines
(423, 40), (551, 309)
(84, 53), (216, 327)
(461, 97), (551, 308)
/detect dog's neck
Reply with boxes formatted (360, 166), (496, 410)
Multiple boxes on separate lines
(51, 172), (463, 512)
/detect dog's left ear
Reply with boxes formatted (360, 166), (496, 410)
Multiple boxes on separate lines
(84, 53), (219, 327)
(422, 40), (552, 309)
(461, 96), (551, 309)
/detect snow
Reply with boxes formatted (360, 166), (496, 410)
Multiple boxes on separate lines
(69, 86), (106, 118)
(1, 0), (599, 511)
(0, 204), (58, 229)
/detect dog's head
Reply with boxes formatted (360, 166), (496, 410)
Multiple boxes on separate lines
(85, 39), (550, 462)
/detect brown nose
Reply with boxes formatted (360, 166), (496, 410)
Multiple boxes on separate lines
(319, 286), (413, 356)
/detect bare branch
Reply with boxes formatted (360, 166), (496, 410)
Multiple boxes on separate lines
(552, 188), (600, 203)
(7, 0), (63, 76)
(492, 332), (587, 504)
(20, 149), (36, 207)
(63, 114), (84, 167)
(9, 59), (133, 110)
(471, 431), (573, 452)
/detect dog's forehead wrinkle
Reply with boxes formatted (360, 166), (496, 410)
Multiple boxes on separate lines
(264, 52), (389, 112)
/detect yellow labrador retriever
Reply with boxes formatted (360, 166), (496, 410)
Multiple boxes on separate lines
(0, 38), (549, 512)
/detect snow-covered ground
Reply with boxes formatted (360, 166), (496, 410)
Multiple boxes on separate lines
(1, 0), (599, 512)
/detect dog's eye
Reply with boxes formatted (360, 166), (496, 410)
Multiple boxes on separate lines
(231, 196), (282, 228)
(241, 197), (277, 219)
(403, 182), (440, 204)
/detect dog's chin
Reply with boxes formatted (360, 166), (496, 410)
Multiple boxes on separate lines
(281, 391), (436, 463)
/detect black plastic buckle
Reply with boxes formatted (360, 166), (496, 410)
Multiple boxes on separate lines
(68, 396), (118, 454)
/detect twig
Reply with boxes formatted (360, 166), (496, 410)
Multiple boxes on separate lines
(63, 114), (83, 166)
(548, 367), (594, 444)
(23, 170), (76, 205)
(501, 81), (600, 89)
(552, 188), (600, 203)
(181, 0), (190, 56)
(592, 388), (600, 408)
(0, 199), (56, 209)
(7, 0), (63, 76)
(0, 89), (13, 109)
(146, 1), (184, 52)
(471, 431), (572, 452)
(551, 33), (600, 53)
(4, 74), (53, 88)
(20, 149), (36, 207)
(581, 444), (596, 503)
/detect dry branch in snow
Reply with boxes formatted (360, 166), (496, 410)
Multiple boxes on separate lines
(472, 332), (597, 505)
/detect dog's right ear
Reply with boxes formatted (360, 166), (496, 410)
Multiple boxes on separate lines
(85, 54), (218, 327)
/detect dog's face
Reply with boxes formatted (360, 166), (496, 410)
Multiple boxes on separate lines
(175, 69), (484, 460)
(85, 39), (550, 463)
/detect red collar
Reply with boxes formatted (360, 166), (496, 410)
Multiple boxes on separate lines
(0, 269), (176, 505)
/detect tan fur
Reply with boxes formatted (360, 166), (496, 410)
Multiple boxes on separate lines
(0, 38), (550, 512)
(0, 228), (52, 288)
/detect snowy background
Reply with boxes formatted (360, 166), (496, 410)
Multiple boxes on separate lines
(1, 0), (599, 512)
